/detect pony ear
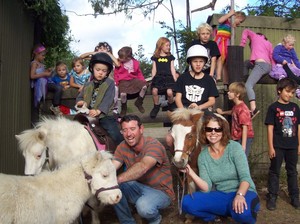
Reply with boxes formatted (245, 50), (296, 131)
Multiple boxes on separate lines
(191, 111), (203, 124)
(81, 151), (101, 173)
(37, 127), (47, 142)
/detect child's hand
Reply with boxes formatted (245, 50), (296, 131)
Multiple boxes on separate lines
(76, 101), (86, 108)
(216, 108), (223, 114)
(89, 109), (100, 117)
(282, 60), (288, 65)
(268, 148), (276, 159)
(229, 9), (235, 16)
(188, 103), (198, 109)
(78, 86), (83, 93)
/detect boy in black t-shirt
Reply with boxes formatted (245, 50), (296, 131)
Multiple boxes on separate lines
(190, 23), (220, 79)
(265, 78), (300, 210)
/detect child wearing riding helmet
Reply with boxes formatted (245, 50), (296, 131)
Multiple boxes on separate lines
(166, 45), (219, 152)
(75, 53), (124, 145)
(174, 45), (219, 110)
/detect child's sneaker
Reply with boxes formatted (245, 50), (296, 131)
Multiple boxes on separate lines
(251, 108), (260, 120)
(50, 105), (63, 116)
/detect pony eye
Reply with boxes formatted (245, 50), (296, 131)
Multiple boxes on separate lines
(36, 154), (42, 159)
(187, 134), (193, 140)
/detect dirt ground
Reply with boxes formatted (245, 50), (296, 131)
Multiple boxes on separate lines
(83, 177), (300, 224)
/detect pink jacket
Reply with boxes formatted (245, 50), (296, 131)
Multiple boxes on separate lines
(240, 29), (274, 65)
(114, 58), (145, 86)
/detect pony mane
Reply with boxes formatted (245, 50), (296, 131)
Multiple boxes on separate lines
(169, 108), (204, 136)
(169, 108), (202, 123)
(16, 129), (43, 153)
(16, 116), (84, 153)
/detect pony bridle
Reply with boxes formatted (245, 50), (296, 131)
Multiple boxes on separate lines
(83, 170), (119, 199)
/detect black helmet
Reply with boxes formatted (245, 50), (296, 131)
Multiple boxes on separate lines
(89, 52), (113, 74)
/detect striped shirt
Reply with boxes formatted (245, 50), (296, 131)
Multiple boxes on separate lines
(114, 136), (175, 199)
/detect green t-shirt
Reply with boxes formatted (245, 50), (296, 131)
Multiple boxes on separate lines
(198, 140), (256, 193)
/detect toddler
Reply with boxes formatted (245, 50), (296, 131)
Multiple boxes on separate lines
(70, 57), (90, 93)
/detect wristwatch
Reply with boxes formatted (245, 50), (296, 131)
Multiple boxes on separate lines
(236, 192), (244, 196)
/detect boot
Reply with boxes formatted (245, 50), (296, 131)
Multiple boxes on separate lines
(150, 104), (160, 119)
(120, 103), (127, 117)
(291, 197), (300, 209)
(266, 193), (277, 211)
(134, 96), (145, 113)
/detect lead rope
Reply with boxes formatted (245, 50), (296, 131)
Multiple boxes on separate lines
(177, 169), (187, 215)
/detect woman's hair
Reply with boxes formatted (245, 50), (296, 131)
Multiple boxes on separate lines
(196, 23), (212, 38)
(276, 77), (298, 95)
(94, 42), (112, 53)
(199, 113), (230, 146)
(282, 34), (296, 45)
(71, 57), (85, 68)
(228, 82), (246, 100)
(118, 46), (133, 61)
(153, 37), (171, 58)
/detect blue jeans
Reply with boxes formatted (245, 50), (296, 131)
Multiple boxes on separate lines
(47, 83), (63, 107)
(182, 191), (260, 224)
(99, 115), (124, 145)
(113, 181), (171, 224)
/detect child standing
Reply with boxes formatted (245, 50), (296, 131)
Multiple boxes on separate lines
(76, 52), (123, 145)
(215, 9), (246, 84)
(265, 77), (300, 210)
(70, 57), (90, 93)
(240, 29), (273, 119)
(150, 37), (178, 118)
(114, 46), (148, 117)
(270, 34), (300, 80)
(216, 82), (254, 157)
(190, 23), (220, 78)
(30, 44), (63, 116)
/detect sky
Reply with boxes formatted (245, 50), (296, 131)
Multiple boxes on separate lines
(59, 0), (250, 58)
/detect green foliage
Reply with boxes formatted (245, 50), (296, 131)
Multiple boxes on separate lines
(159, 21), (196, 73)
(133, 45), (152, 78)
(23, 0), (76, 67)
(243, 0), (300, 18)
(88, 0), (164, 18)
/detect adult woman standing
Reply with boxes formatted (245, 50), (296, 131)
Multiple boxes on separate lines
(181, 113), (260, 223)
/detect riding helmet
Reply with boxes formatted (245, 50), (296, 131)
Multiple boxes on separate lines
(89, 52), (113, 74)
(186, 45), (208, 63)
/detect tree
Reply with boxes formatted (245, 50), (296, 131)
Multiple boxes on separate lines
(88, 0), (164, 18)
(133, 45), (152, 79)
(243, 0), (300, 18)
(23, 0), (76, 67)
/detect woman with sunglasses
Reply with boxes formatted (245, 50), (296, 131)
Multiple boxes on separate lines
(180, 113), (260, 223)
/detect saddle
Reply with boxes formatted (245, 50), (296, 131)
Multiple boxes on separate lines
(73, 113), (117, 153)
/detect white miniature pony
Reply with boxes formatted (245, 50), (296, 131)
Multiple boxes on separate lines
(16, 116), (98, 175)
(0, 151), (121, 224)
(15, 116), (113, 224)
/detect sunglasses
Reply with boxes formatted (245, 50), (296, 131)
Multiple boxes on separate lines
(205, 127), (223, 133)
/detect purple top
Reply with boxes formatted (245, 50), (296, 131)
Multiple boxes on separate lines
(273, 44), (300, 69)
(240, 29), (273, 64)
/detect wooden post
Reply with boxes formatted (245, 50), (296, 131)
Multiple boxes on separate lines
(227, 45), (244, 84)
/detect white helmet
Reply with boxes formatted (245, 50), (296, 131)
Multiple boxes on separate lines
(186, 45), (208, 63)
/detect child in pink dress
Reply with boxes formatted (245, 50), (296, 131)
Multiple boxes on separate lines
(114, 46), (148, 116)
